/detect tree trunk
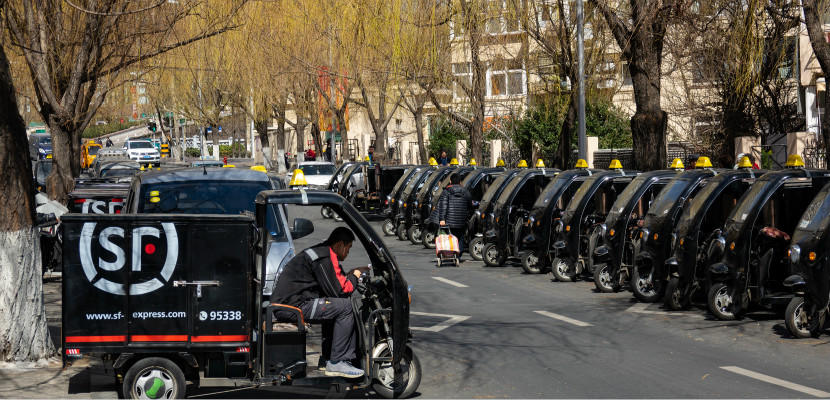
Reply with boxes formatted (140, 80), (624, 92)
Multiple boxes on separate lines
(631, 110), (668, 171)
(46, 120), (78, 203)
(558, 95), (577, 168)
(336, 111), (348, 161)
(255, 119), (270, 150)
(414, 109), (427, 164)
(0, 46), (54, 362)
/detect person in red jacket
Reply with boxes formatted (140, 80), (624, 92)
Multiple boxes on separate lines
(271, 227), (369, 377)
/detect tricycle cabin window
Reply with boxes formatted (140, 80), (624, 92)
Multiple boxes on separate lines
(798, 189), (830, 233)
(284, 205), (373, 271)
(139, 181), (286, 239)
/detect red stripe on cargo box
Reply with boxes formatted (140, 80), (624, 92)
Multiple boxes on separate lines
(191, 335), (248, 342)
(131, 335), (188, 342)
(65, 335), (126, 343)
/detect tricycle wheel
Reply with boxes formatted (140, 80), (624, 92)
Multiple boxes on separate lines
(332, 213), (344, 222)
(482, 243), (504, 267)
(372, 346), (422, 399)
(407, 225), (422, 244)
(321, 206), (333, 219)
(382, 219), (396, 236)
(469, 237), (484, 261)
(520, 250), (545, 274)
(664, 277), (691, 311)
(785, 297), (825, 339)
(551, 257), (577, 282)
(708, 282), (741, 320)
(123, 357), (185, 399)
(631, 266), (663, 303)
(593, 263), (618, 293)
(396, 224), (407, 241)
(422, 229), (436, 249)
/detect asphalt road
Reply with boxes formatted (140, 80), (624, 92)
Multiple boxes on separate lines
(44, 204), (830, 398)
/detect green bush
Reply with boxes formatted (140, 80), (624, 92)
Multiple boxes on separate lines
(586, 100), (632, 149)
(82, 120), (143, 139)
(428, 116), (467, 159)
(507, 102), (563, 166)
(219, 143), (250, 157)
(185, 148), (201, 157)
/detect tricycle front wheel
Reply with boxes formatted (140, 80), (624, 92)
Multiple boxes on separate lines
(785, 297), (825, 339)
(372, 346), (422, 399)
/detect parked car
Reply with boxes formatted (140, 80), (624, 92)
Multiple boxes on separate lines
(29, 132), (52, 160)
(81, 140), (103, 170)
(123, 139), (161, 166)
(285, 161), (337, 189)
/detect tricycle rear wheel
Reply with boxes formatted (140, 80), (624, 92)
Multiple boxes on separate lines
(631, 266), (663, 303)
(382, 219), (396, 236)
(123, 357), (186, 399)
(708, 282), (742, 320)
(396, 224), (407, 241)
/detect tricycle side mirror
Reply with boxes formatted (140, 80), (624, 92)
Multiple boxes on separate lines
(291, 218), (314, 240)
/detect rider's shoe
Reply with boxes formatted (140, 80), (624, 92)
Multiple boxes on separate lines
(324, 360), (364, 378)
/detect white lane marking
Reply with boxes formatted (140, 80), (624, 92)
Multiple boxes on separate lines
(534, 310), (593, 327)
(410, 311), (471, 332)
(625, 303), (672, 315)
(431, 277), (468, 288)
(721, 366), (830, 398)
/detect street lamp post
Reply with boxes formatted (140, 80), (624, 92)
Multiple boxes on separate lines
(577, 0), (586, 161)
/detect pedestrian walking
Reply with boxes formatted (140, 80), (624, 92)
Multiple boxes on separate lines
(105, 137), (113, 147)
(439, 150), (449, 166)
(433, 174), (473, 255)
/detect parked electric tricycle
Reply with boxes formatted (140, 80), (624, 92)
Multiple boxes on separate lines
(782, 182), (830, 337)
(467, 169), (522, 260)
(517, 167), (598, 274)
(590, 169), (680, 294)
(406, 165), (459, 244)
(321, 161), (360, 219)
(551, 162), (641, 282)
(395, 167), (436, 241)
(382, 166), (428, 236)
(481, 167), (560, 267)
(663, 168), (762, 311)
(420, 166), (505, 249)
(355, 164), (413, 214)
(708, 162), (830, 320)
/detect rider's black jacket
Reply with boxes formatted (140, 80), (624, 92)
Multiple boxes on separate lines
(271, 243), (358, 307)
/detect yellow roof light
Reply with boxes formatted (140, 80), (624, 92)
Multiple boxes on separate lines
(786, 154), (805, 167)
(149, 191), (160, 197)
(670, 158), (684, 169)
(364, 156), (371, 162)
(608, 159), (623, 169)
(429, 157), (438, 166)
(222, 164), (235, 168)
(535, 159), (545, 168)
(737, 156), (753, 169)
(517, 160), (529, 168)
(469, 158), (477, 166)
(695, 157), (713, 168)
(289, 169), (308, 186)
(575, 159), (588, 169)
(450, 158), (459, 165)
(496, 159), (506, 167)
(251, 165), (267, 172)
(150, 197), (160, 203)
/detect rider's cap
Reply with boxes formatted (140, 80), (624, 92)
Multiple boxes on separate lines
(222, 164), (235, 168)
(517, 160), (529, 168)
(574, 159), (588, 168)
(535, 159), (545, 168)
(251, 165), (267, 172)
(450, 158), (459, 165)
(737, 156), (753, 169)
(608, 159), (623, 169)
(695, 157), (713, 168)
(469, 158), (477, 166)
(786, 154), (805, 167)
(496, 159), (506, 167)
(289, 169), (308, 186)
(428, 157), (438, 166)
(670, 158), (684, 169)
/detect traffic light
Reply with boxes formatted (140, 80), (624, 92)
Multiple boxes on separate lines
(147, 122), (157, 132)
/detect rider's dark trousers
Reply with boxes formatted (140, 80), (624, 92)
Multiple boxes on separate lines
(298, 297), (357, 362)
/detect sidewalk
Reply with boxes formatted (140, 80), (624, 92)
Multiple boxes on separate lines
(0, 278), (116, 398)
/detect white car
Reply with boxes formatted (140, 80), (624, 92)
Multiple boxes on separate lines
(123, 139), (160, 165)
(284, 161), (337, 189)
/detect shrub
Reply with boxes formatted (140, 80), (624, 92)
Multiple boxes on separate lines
(428, 116), (467, 159)
(185, 148), (201, 157)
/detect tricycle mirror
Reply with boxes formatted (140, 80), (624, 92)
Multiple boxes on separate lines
(291, 218), (314, 240)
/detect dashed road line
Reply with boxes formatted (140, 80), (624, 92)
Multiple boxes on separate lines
(431, 277), (468, 288)
(410, 311), (471, 332)
(625, 303), (672, 315)
(534, 310), (593, 327)
(721, 366), (830, 398)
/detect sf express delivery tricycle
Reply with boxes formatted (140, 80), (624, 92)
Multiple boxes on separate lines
(61, 190), (420, 399)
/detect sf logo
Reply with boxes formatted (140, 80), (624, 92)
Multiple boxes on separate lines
(82, 200), (124, 214)
(79, 222), (178, 295)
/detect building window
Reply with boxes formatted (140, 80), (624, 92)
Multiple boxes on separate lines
(482, 0), (522, 35)
(488, 59), (525, 97)
(453, 62), (473, 99)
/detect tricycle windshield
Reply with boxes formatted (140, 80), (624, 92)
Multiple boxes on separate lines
(797, 189), (830, 234)
(728, 178), (775, 223)
(532, 176), (572, 208)
(607, 175), (649, 219)
(563, 175), (604, 220)
(647, 178), (694, 217)
(495, 173), (530, 206)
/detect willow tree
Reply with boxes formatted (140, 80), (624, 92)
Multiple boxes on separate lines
(802, 0), (830, 156)
(4, 0), (245, 202)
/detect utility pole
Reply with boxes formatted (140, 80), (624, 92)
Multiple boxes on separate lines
(328, 24), (338, 163)
(577, 0), (587, 160)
